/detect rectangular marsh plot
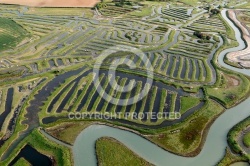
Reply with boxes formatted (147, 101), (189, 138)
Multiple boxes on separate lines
(166, 55), (174, 76)
(163, 93), (172, 118)
(48, 59), (56, 68)
(150, 88), (162, 122)
(56, 59), (64, 66)
(173, 56), (180, 78)
(76, 83), (94, 112)
(180, 58), (187, 79)
(0, 88), (13, 129)
(187, 59), (193, 80)
(86, 77), (107, 112)
(194, 60), (200, 80)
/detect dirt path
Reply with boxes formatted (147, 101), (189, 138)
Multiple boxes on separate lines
(227, 10), (250, 69)
(0, 0), (100, 7)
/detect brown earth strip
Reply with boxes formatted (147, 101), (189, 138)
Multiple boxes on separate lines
(0, 0), (100, 7)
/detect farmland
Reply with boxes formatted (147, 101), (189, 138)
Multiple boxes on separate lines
(0, 18), (29, 51)
(0, 0), (249, 166)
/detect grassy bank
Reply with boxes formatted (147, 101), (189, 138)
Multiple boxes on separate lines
(227, 116), (250, 160)
(0, 129), (71, 165)
(95, 137), (153, 166)
(41, 99), (224, 157)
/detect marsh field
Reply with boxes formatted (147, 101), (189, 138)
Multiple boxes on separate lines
(0, 0), (249, 165)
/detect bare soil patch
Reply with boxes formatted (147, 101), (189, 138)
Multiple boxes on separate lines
(227, 75), (240, 87)
(0, 0), (100, 7)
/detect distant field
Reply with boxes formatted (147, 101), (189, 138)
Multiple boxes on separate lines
(27, 7), (94, 17)
(0, 0), (100, 7)
(0, 18), (28, 51)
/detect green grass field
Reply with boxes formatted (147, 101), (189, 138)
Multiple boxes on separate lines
(46, 121), (94, 145)
(180, 96), (201, 114)
(243, 132), (250, 148)
(0, 18), (29, 52)
(96, 137), (153, 166)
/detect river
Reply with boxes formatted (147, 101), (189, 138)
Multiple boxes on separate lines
(73, 9), (250, 166)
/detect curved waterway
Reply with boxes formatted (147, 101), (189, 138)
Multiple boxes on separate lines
(73, 9), (250, 166)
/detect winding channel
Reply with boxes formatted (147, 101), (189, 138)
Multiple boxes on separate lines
(72, 9), (250, 166)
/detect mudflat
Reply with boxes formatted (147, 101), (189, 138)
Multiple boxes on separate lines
(227, 10), (250, 68)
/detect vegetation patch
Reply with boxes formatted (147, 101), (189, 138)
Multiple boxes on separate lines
(45, 121), (94, 145)
(95, 137), (153, 166)
(217, 148), (248, 166)
(0, 18), (29, 52)
(180, 96), (201, 114)
(227, 116), (250, 160)
(147, 100), (224, 156)
(206, 72), (250, 108)
(243, 132), (250, 148)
